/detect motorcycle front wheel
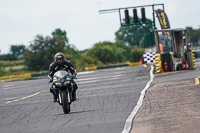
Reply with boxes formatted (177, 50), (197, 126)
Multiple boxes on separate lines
(61, 91), (71, 114)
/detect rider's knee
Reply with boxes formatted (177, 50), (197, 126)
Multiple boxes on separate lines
(73, 83), (78, 90)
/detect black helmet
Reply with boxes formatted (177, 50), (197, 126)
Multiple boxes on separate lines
(55, 52), (65, 64)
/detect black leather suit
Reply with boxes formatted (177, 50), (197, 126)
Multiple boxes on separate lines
(49, 60), (76, 77)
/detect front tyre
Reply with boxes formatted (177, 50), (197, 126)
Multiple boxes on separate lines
(61, 91), (70, 114)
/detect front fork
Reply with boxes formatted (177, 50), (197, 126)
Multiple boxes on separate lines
(58, 90), (72, 105)
(58, 93), (61, 103)
(53, 84), (74, 104)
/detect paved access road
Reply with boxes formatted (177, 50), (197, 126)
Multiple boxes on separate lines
(0, 65), (151, 133)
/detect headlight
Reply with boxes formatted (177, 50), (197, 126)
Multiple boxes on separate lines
(63, 81), (70, 86)
(53, 77), (58, 82)
(55, 82), (62, 87)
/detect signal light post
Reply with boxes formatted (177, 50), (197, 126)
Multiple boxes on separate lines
(99, 4), (164, 29)
(99, 4), (165, 47)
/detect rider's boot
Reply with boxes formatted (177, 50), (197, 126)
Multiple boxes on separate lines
(72, 83), (78, 101)
(50, 88), (57, 102)
(72, 92), (77, 101)
(53, 94), (57, 102)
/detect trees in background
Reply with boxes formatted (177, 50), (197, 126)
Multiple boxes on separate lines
(0, 62), (5, 76)
(86, 41), (120, 64)
(0, 54), (16, 61)
(0, 45), (26, 60)
(86, 40), (144, 65)
(23, 34), (66, 71)
(186, 27), (200, 44)
(22, 27), (144, 72)
(10, 45), (26, 59)
(115, 17), (153, 47)
(52, 28), (69, 43)
(23, 28), (85, 71)
(64, 44), (83, 69)
(129, 48), (144, 62)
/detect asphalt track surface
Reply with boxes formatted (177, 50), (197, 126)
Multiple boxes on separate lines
(0, 65), (151, 133)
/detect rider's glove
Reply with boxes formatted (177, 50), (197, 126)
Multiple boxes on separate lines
(72, 74), (76, 78)
(72, 70), (77, 78)
(47, 75), (53, 83)
(49, 78), (53, 83)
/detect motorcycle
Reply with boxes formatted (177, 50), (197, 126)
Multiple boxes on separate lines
(50, 70), (76, 114)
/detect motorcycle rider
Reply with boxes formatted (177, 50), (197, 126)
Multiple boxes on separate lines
(48, 52), (78, 102)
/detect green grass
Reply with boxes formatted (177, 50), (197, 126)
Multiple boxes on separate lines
(5, 65), (25, 71)
(0, 60), (24, 67)
(1, 65), (43, 77)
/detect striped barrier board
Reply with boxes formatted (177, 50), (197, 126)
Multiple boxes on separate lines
(85, 62), (140, 71)
(97, 64), (129, 69)
(129, 62), (140, 66)
(0, 71), (49, 81)
(85, 66), (97, 71)
(0, 73), (32, 80)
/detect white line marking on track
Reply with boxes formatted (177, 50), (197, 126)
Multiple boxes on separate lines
(2, 85), (27, 90)
(121, 65), (154, 133)
(78, 77), (120, 84)
(76, 74), (123, 82)
(78, 71), (96, 75)
(115, 67), (127, 70)
(76, 77), (99, 81)
(2, 84), (13, 87)
(2, 86), (16, 90)
(5, 97), (21, 100)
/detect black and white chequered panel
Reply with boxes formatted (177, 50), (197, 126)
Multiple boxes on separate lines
(143, 52), (155, 63)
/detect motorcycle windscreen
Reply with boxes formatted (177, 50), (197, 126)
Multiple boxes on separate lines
(54, 70), (69, 79)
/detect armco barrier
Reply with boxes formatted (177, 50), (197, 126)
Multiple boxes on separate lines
(129, 62), (140, 66)
(31, 71), (49, 77)
(0, 73), (32, 80)
(31, 73), (41, 77)
(0, 71), (49, 81)
(85, 62), (140, 71)
(97, 64), (129, 69)
(85, 66), (97, 71)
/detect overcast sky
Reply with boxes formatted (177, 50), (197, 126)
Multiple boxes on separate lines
(0, 0), (199, 54)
